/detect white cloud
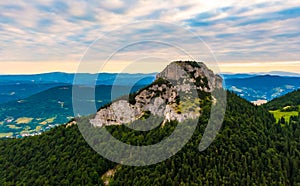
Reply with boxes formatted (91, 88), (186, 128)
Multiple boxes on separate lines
(0, 0), (300, 73)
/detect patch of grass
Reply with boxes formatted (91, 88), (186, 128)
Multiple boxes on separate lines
(20, 126), (31, 134)
(35, 126), (42, 131)
(175, 97), (201, 113)
(269, 110), (298, 123)
(15, 117), (34, 124)
(39, 117), (56, 125)
(0, 132), (13, 138)
(7, 125), (22, 129)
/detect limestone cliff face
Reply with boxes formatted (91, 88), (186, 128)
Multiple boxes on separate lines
(90, 61), (223, 127)
(156, 61), (222, 92)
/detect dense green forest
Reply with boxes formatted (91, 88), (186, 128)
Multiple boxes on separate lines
(0, 122), (116, 185)
(110, 92), (300, 185)
(0, 92), (299, 185)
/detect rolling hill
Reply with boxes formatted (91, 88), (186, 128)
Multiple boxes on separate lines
(0, 85), (144, 138)
(264, 89), (300, 123)
(264, 89), (300, 110)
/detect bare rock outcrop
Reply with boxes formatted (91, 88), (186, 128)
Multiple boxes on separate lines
(90, 61), (223, 127)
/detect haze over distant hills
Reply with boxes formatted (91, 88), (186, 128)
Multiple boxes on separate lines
(222, 71), (300, 79)
(225, 75), (300, 101)
(0, 72), (157, 85)
(0, 72), (156, 104)
(1, 71), (300, 105)
(1, 70), (300, 137)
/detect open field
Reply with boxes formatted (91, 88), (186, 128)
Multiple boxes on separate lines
(269, 110), (298, 123)
(39, 117), (56, 125)
(15, 117), (34, 124)
(0, 132), (13, 138)
(7, 125), (22, 129)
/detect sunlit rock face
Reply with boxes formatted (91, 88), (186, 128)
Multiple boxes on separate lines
(90, 61), (223, 127)
(156, 61), (222, 92)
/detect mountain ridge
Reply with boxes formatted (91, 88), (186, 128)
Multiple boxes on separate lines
(226, 75), (300, 101)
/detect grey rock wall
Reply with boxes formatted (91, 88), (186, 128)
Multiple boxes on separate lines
(90, 61), (223, 127)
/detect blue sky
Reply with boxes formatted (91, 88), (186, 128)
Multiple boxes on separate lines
(0, 0), (299, 74)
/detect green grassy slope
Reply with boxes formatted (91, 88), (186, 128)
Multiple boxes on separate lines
(264, 89), (300, 123)
(270, 110), (299, 123)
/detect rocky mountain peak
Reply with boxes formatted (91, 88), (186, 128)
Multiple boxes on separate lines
(156, 61), (222, 92)
(90, 61), (223, 127)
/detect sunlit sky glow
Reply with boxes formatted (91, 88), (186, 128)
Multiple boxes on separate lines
(0, 0), (299, 74)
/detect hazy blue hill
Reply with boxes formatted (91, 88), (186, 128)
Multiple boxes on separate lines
(2, 72), (300, 105)
(0, 72), (155, 104)
(0, 72), (156, 85)
(0, 82), (68, 104)
(221, 73), (257, 79)
(222, 71), (300, 79)
(225, 75), (300, 101)
(0, 72), (74, 84)
(227, 75), (300, 88)
(267, 71), (300, 77)
(0, 85), (144, 138)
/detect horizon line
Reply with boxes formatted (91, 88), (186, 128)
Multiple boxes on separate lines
(1, 71), (300, 76)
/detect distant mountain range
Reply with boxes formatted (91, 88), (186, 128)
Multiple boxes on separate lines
(1, 71), (300, 104)
(0, 72), (156, 103)
(222, 71), (300, 79)
(0, 72), (157, 85)
(225, 75), (300, 101)
(1, 71), (300, 137)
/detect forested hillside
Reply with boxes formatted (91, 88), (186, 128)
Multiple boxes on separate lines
(0, 122), (116, 185)
(0, 92), (299, 185)
(264, 89), (300, 110)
